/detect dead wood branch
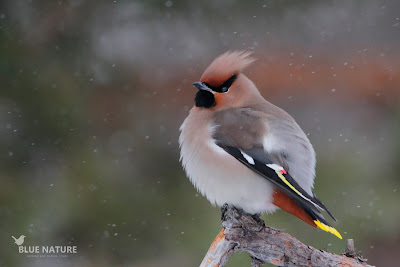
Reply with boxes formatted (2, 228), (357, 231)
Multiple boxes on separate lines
(200, 206), (374, 267)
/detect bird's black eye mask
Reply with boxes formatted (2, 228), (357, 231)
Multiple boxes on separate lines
(204, 74), (237, 93)
(194, 74), (237, 108)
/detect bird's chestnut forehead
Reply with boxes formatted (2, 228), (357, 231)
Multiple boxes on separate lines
(199, 51), (255, 88)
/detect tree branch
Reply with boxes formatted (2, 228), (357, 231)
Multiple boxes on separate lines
(200, 206), (374, 267)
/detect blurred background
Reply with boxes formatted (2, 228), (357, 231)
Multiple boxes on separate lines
(1, 0), (399, 266)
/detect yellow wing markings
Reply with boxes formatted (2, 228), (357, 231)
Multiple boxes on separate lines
(314, 220), (342, 239)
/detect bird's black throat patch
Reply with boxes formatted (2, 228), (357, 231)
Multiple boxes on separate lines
(195, 90), (216, 108)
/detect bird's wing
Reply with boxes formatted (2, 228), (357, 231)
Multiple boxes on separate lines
(212, 108), (341, 239)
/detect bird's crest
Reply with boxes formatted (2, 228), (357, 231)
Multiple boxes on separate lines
(200, 51), (255, 87)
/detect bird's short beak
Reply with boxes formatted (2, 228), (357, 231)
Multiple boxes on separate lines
(193, 81), (212, 92)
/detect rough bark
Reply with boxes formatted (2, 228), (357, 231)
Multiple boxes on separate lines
(200, 206), (374, 267)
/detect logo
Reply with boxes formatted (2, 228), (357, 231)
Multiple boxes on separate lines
(12, 234), (77, 258)
(12, 235), (26, 246)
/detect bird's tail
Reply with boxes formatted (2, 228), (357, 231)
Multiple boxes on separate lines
(11, 236), (16, 241)
(295, 197), (342, 239)
(273, 190), (342, 239)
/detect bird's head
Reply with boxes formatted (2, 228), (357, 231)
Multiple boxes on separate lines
(193, 51), (261, 110)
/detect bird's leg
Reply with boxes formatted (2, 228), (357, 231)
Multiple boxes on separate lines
(250, 213), (265, 232)
(221, 203), (229, 221)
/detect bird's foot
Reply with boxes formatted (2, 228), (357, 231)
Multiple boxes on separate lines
(221, 204), (243, 221)
(233, 206), (243, 220)
(250, 213), (265, 232)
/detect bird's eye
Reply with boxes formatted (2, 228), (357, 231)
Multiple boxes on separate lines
(220, 74), (237, 92)
(209, 74), (237, 93)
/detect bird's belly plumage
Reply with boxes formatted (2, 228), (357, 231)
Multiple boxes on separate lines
(181, 140), (277, 214)
(179, 112), (278, 214)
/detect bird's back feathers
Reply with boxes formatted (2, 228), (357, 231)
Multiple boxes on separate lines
(211, 103), (315, 194)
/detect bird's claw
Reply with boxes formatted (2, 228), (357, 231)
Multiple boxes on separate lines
(234, 207), (243, 220)
(251, 213), (266, 232)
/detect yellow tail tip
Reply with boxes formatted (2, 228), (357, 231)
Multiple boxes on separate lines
(314, 220), (342, 239)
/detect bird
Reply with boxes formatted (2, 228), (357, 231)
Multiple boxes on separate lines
(179, 51), (341, 239)
(12, 235), (26, 246)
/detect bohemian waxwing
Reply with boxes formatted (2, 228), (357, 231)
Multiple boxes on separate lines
(179, 51), (341, 239)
